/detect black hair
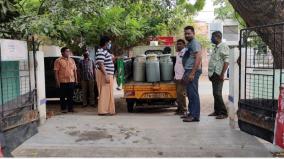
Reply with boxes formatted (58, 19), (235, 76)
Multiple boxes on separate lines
(212, 31), (222, 38)
(163, 47), (172, 54)
(176, 39), (186, 45)
(61, 47), (69, 53)
(100, 36), (110, 47)
(184, 26), (195, 33)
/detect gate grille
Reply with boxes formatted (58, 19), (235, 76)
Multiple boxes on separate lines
(238, 23), (284, 142)
(0, 33), (38, 131)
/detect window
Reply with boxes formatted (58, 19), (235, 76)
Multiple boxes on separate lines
(223, 25), (239, 41)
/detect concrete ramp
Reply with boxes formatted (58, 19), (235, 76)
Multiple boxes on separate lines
(12, 114), (272, 157)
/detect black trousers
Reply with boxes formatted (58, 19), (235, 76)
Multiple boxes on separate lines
(60, 83), (75, 111)
(209, 73), (228, 116)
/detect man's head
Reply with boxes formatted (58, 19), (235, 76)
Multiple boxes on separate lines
(147, 35), (154, 42)
(100, 36), (111, 49)
(61, 47), (70, 58)
(176, 39), (186, 51)
(83, 49), (89, 59)
(211, 31), (222, 45)
(163, 47), (172, 54)
(184, 26), (195, 42)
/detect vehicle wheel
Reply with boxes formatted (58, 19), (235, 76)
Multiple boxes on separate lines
(73, 88), (83, 103)
(127, 100), (135, 113)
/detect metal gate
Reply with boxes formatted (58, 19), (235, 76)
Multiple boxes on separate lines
(0, 33), (38, 132)
(238, 23), (284, 143)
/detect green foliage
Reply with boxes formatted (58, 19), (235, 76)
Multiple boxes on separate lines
(0, 0), (18, 38)
(1, 0), (206, 54)
(0, 0), (19, 22)
(196, 34), (211, 49)
(213, 0), (246, 27)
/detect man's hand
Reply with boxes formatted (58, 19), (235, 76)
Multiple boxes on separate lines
(219, 74), (225, 81)
(56, 81), (60, 88)
(55, 70), (60, 88)
(105, 74), (110, 83)
(188, 72), (195, 82)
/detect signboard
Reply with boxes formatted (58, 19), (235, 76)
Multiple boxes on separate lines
(156, 36), (174, 46)
(0, 39), (28, 61)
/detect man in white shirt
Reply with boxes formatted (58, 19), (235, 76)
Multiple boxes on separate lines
(174, 39), (187, 115)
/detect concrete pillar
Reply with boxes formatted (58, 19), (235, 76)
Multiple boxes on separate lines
(228, 46), (239, 128)
(29, 51), (46, 124)
(35, 51), (46, 125)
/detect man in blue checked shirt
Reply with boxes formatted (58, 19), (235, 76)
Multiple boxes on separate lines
(80, 49), (96, 107)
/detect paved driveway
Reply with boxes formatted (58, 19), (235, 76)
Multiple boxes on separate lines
(12, 78), (274, 157)
(12, 113), (272, 157)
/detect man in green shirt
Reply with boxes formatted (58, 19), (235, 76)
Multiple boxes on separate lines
(208, 31), (229, 119)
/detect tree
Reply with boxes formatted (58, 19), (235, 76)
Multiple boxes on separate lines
(1, 0), (206, 55)
(228, 0), (284, 68)
(0, 0), (19, 22)
(213, 0), (245, 27)
(0, 0), (21, 38)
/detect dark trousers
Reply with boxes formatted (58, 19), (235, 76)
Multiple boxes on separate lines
(60, 83), (75, 111)
(209, 73), (228, 115)
(81, 80), (95, 106)
(184, 69), (202, 119)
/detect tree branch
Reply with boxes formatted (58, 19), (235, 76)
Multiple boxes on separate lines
(17, 0), (27, 14)
(233, 11), (246, 27)
(37, 0), (46, 15)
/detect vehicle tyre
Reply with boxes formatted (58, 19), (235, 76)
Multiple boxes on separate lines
(127, 100), (135, 113)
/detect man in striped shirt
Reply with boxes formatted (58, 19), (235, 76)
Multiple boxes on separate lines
(95, 36), (116, 115)
(96, 50), (115, 77)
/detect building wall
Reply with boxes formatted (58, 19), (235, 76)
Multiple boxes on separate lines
(39, 45), (61, 57)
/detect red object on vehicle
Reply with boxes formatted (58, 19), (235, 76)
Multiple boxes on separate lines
(0, 145), (4, 157)
(274, 87), (284, 148)
(156, 36), (174, 46)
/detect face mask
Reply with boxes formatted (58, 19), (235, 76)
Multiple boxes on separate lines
(107, 43), (112, 50)
(211, 37), (217, 44)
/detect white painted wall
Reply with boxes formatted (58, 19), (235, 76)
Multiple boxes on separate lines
(87, 46), (96, 61)
(194, 0), (215, 23)
(40, 45), (61, 57)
